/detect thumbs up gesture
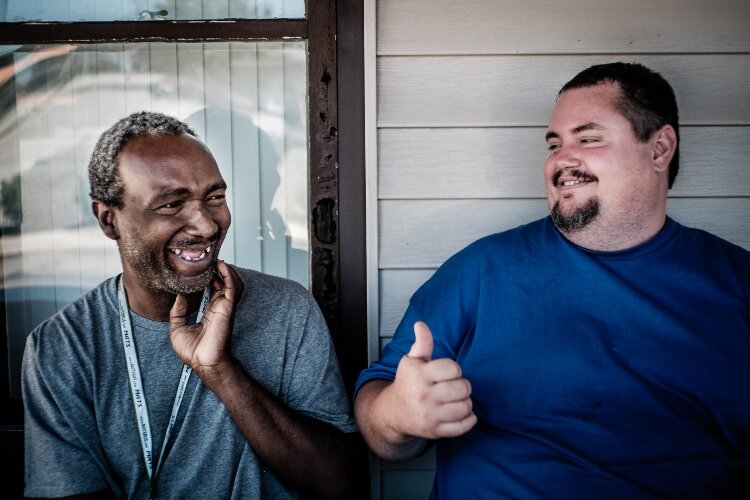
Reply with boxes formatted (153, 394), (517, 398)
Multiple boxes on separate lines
(388, 321), (477, 440)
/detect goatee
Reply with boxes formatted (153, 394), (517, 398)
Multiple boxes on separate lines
(551, 198), (599, 233)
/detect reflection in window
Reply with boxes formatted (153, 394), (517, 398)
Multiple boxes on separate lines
(0, 42), (309, 398)
(1, 0), (304, 22)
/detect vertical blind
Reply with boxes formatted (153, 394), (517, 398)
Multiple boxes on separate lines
(0, 41), (309, 397)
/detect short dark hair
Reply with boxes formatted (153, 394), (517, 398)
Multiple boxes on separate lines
(559, 62), (680, 188)
(88, 111), (197, 207)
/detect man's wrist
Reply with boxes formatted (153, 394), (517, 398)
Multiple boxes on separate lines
(194, 356), (242, 391)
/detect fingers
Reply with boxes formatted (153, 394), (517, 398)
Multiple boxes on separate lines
(435, 413), (478, 438)
(434, 398), (474, 426)
(392, 371), (477, 440)
(423, 358), (463, 382)
(407, 321), (434, 361)
(210, 260), (244, 306)
(432, 377), (472, 404)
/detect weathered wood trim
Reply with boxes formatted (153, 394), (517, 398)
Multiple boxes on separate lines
(0, 20), (307, 44)
(307, 0), (340, 359)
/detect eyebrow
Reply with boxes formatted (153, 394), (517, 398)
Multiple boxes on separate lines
(545, 122), (605, 141)
(572, 122), (605, 134)
(149, 181), (227, 203)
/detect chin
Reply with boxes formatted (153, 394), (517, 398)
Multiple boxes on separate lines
(149, 265), (214, 296)
(550, 198), (600, 233)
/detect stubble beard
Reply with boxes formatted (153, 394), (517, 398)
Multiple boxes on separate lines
(551, 197), (600, 234)
(120, 237), (216, 296)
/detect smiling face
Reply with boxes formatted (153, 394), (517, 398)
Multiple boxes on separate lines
(112, 133), (230, 308)
(544, 82), (673, 251)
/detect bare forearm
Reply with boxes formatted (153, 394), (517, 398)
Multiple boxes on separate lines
(198, 359), (364, 499)
(354, 379), (428, 461)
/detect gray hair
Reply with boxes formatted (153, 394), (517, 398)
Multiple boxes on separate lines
(88, 111), (197, 207)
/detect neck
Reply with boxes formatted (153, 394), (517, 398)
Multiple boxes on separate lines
(562, 212), (667, 251)
(121, 274), (204, 322)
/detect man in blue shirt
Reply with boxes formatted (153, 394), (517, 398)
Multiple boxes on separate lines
(354, 63), (750, 497)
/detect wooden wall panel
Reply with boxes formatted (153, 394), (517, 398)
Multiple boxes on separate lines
(377, 55), (750, 127)
(377, 0), (750, 55)
(379, 269), (434, 337)
(380, 199), (750, 269)
(379, 127), (750, 199)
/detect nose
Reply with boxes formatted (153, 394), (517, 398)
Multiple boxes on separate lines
(183, 200), (220, 238)
(553, 144), (582, 169)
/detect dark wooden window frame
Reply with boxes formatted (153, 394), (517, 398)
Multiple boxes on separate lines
(0, 3), (367, 494)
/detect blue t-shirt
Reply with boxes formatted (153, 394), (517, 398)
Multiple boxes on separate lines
(357, 217), (750, 498)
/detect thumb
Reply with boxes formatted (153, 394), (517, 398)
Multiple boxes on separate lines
(169, 293), (189, 334)
(407, 321), (434, 361)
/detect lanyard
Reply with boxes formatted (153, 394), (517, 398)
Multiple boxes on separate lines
(117, 276), (210, 484)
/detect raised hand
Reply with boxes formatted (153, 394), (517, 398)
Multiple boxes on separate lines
(386, 321), (477, 440)
(169, 260), (243, 381)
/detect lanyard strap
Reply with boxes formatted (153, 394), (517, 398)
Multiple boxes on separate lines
(117, 276), (210, 483)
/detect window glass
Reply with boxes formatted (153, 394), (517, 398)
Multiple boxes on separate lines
(1, 0), (304, 22)
(0, 41), (309, 398)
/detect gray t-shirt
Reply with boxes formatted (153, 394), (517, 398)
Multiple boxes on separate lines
(22, 266), (357, 499)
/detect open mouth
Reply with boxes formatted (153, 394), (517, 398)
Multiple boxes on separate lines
(169, 245), (212, 262)
(554, 169), (598, 188)
(562, 179), (585, 187)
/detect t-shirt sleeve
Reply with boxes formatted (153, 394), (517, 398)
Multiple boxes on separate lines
(284, 298), (358, 433)
(22, 329), (110, 498)
(355, 241), (482, 397)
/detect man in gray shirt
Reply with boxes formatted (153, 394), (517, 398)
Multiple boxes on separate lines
(22, 111), (362, 499)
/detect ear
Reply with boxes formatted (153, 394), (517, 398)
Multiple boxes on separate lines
(651, 124), (677, 173)
(92, 200), (120, 241)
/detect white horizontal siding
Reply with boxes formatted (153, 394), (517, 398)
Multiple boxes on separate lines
(378, 55), (750, 127)
(379, 127), (750, 199)
(380, 198), (750, 269)
(377, 0), (750, 55)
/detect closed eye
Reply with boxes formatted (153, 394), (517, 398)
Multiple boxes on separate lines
(580, 137), (601, 145)
(207, 193), (226, 206)
(155, 200), (183, 213)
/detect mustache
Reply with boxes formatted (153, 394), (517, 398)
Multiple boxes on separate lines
(169, 231), (222, 248)
(553, 168), (599, 187)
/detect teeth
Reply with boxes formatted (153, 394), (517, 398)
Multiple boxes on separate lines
(563, 180), (581, 186)
(170, 246), (211, 261)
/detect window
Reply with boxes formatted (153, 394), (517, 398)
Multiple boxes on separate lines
(1, 40), (309, 398)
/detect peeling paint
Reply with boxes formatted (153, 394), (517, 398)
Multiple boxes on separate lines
(313, 198), (336, 244)
(321, 67), (331, 85)
(312, 247), (337, 311)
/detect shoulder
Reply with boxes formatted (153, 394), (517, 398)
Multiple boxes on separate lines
(431, 217), (552, 276)
(231, 266), (313, 305)
(229, 267), (320, 332)
(27, 277), (118, 350)
(670, 219), (749, 294)
(409, 218), (552, 307)
(471, 217), (551, 250)
(672, 219), (749, 263)
(23, 277), (118, 395)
